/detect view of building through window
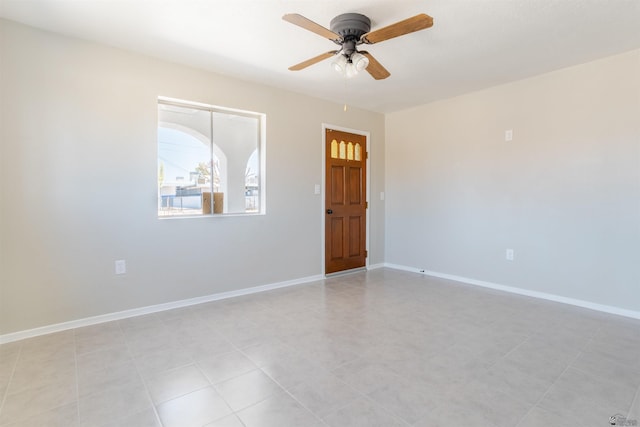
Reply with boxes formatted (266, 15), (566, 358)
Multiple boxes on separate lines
(157, 99), (264, 217)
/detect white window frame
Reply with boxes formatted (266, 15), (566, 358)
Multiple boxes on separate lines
(157, 96), (266, 218)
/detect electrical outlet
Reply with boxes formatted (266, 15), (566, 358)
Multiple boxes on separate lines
(505, 129), (513, 141)
(115, 260), (126, 275)
(505, 249), (514, 261)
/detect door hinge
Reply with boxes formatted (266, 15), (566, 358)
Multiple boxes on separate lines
(365, 250), (368, 258)
(365, 201), (368, 209)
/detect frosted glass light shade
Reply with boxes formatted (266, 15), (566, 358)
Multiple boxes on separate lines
(351, 52), (369, 72)
(345, 60), (358, 78)
(331, 55), (347, 74)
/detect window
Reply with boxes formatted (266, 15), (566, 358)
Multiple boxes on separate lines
(157, 98), (265, 217)
(330, 138), (362, 161)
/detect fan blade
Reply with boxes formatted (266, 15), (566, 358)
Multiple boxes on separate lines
(283, 14), (342, 42)
(361, 51), (390, 80)
(289, 51), (339, 71)
(361, 13), (433, 44)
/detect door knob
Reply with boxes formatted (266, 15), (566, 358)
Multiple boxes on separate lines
(326, 209), (333, 214)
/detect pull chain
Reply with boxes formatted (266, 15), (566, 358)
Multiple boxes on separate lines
(343, 76), (349, 112)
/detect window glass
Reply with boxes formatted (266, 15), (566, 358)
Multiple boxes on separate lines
(158, 99), (264, 217)
(355, 143), (362, 161)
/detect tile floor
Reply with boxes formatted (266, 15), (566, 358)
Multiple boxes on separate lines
(0, 268), (639, 426)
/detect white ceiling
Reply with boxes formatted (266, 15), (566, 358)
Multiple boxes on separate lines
(2, 0), (639, 113)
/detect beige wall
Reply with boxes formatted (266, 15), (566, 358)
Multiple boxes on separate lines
(3, 17), (638, 336)
(0, 19), (386, 335)
(386, 49), (640, 311)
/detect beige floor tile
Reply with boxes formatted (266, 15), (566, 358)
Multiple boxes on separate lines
(74, 323), (126, 355)
(475, 358), (555, 405)
(154, 306), (197, 322)
(0, 402), (79, 427)
(571, 350), (640, 390)
(203, 414), (246, 427)
(0, 342), (21, 358)
(100, 407), (161, 427)
(125, 328), (181, 358)
(0, 382), (8, 405)
(447, 380), (533, 427)
(145, 364), (210, 404)
(134, 345), (194, 379)
(15, 346), (74, 369)
(500, 341), (572, 384)
(78, 378), (151, 426)
(628, 388), (640, 421)
(118, 314), (162, 332)
(181, 334), (236, 362)
(156, 386), (232, 427)
(73, 321), (121, 339)
(7, 357), (76, 395)
(412, 388), (507, 427)
(0, 347), (19, 389)
(538, 367), (636, 426)
(240, 341), (296, 367)
(0, 269), (638, 427)
(236, 392), (323, 427)
(287, 373), (362, 418)
(597, 318), (640, 343)
(215, 369), (283, 411)
(197, 350), (257, 384)
(367, 375), (452, 425)
(297, 343), (361, 372)
(582, 335), (640, 374)
(16, 345), (75, 368)
(260, 352), (332, 389)
(218, 324), (270, 349)
(19, 331), (74, 353)
(160, 313), (208, 333)
(322, 397), (408, 427)
(515, 406), (573, 427)
(0, 382), (77, 425)
(75, 343), (132, 375)
(77, 360), (139, 397)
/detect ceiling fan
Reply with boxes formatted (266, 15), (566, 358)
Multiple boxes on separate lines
(283, 12), (434, 80)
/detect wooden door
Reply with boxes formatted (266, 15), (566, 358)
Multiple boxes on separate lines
(325, 129), (367, 274)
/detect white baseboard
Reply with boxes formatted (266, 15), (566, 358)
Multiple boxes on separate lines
(0, 274), (325, 345)
(325, 263), (385, 278)
(4, 264), (638, 345)
(384, 263), (640, 320)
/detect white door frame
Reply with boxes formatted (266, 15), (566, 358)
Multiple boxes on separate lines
(321, 123), (371, 275)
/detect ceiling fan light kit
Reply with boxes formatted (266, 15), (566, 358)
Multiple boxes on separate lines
(331, 51), (370, 78)
(283, 12), (433, 80)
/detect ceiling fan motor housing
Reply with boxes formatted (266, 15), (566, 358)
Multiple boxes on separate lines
(330, 13), (371, 54)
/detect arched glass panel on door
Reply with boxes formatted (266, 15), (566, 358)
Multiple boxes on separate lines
(347, 142), (354, 160)
(331, 139), (338, 159)
(354, 143), (362, 161)
(339, 141), (346, 159)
